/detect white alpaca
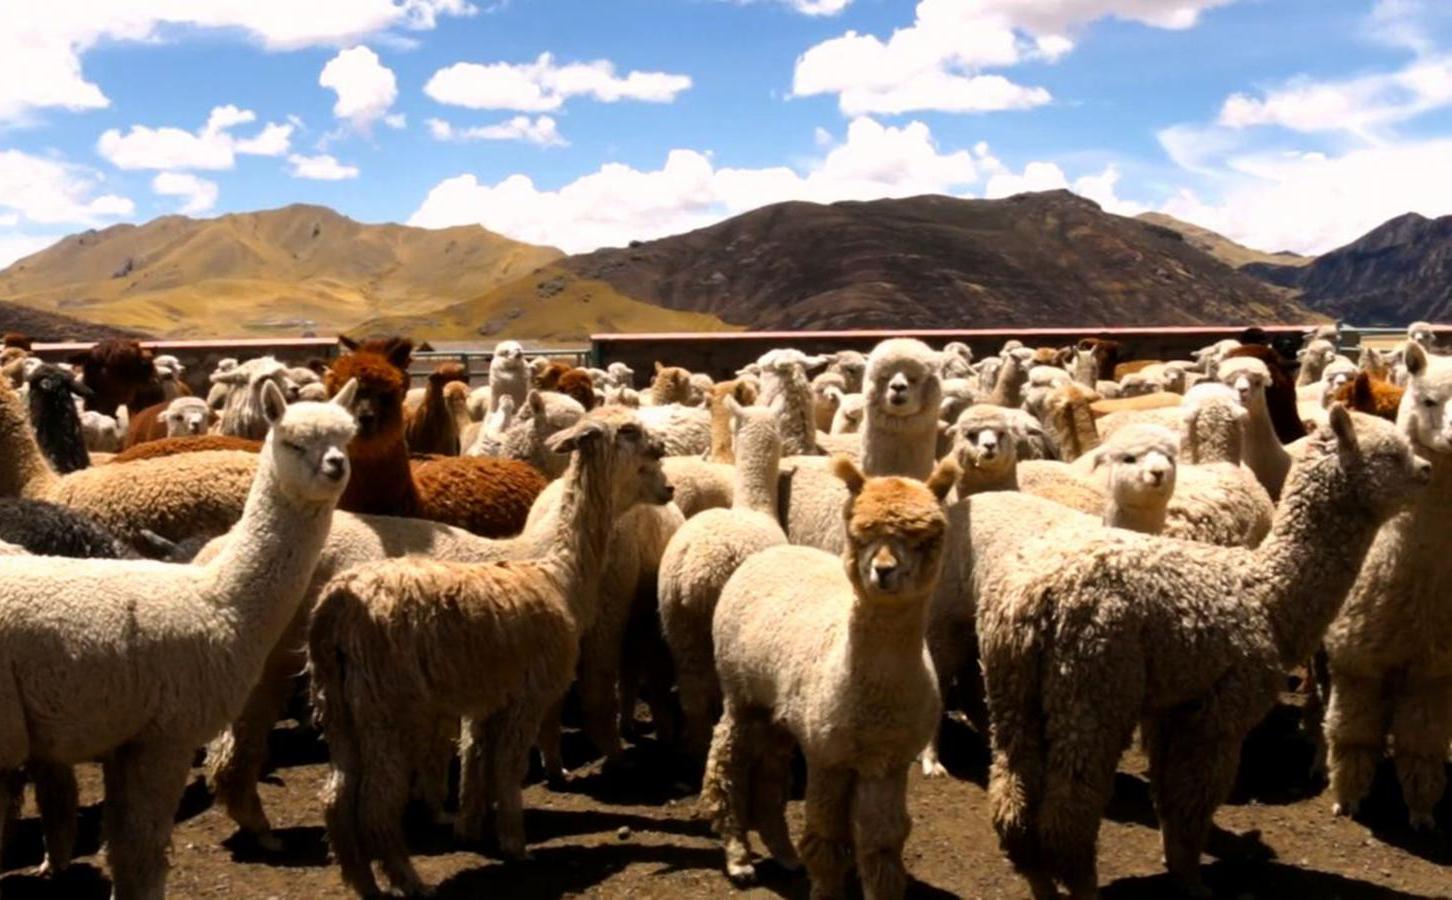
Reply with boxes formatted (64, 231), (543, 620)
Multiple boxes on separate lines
(0, 381), (356, 899)
(1217, 356), (1291, 500)
(487, 340), (528, 416)
(659, 398), (787, 757)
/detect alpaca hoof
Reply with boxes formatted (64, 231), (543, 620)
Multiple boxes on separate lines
(1331, 800), (1358, 818)
(726, 860), (757, 885)
(920, 758), (948, 778)
(544, 768), (571, 789)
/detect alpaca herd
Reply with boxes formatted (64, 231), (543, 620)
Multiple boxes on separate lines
(0, 322), (1447, 899)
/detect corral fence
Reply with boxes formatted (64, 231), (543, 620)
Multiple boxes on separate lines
(26, 324), (1446, 394)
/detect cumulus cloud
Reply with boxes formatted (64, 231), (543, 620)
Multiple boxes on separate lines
(320, 45), (399, 131)
(0, 233), (62, 268)
(287, 153), (361, 180)
(1218, 56), (1452, 137)
(152, 171), (219, 214)
(0, 2), (475, 124)
(979, 154), (1146, 216)
(97, 105), (293, 171)
(0, 149), (133, 226)
(792, 0), (1232, 115)
(424, 52), (691, 112)
(408, 117), (984, 252)
(426, 115), (566, 146)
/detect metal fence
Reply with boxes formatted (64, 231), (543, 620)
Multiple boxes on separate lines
(407, 347), (591, 386)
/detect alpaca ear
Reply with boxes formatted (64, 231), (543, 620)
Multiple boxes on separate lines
(67, 375), (94, 399)
(802, 354), (831, 372)
(1328, 403), (1357, 451)
(830, 455), (867, 496)
(925, 456), (960, 502)
(654, 361), (665, 374)
(385, 339), (414, 373)
(338, 335), (359, 352)
(261, 380), (288, 425)
(1352, 372), (1374, 411)
(528, 390), (546, 415)
(723, 394), (743, 419)
(1404, 341), (1428, 377)
(546, 419), (605, 454)
(331, 378), (359, 410)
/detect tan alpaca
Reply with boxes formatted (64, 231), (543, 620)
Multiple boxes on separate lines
(309, 407), (674, 897)
(701, 455), (957, 899)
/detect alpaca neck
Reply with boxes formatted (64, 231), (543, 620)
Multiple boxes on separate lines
(1104, 496), (1166, 534)
(765, 380), (816, 456)
(1242, 401), (1291, 500)
(991, 361), (1024, 407)
(0, 389), (61, 499)
(1054, 398), (1100, 462)
(845, 590), (933, 677)
(544, 449), (616, 632)
(707, 406), (735, 464)
(339, 431), (420, 516)
(862, 412), (938, 480)
(1253, 456), (1394, 665)
(732, 443), (780, 517)
(205, 446), (337, 660)
(957, 460), (1018, 496)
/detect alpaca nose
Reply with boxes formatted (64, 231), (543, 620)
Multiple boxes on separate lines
(1414, 458), (1433, 484)
(322, 450), (347, 481)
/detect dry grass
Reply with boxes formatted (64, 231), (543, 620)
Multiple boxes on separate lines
(1138, 213), (1314, 270)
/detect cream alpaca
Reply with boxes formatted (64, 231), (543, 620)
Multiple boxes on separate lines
(701, 456), (957, 897)
(0, 382), (357, 899)
(979, 407), (1427, 900)
(309, 408), (673, 896)
(487, 340), (528, 415)
(659, 398), (787, 757)
(1325, 342), (1452, 828)
(1218, 356), (1291, 500)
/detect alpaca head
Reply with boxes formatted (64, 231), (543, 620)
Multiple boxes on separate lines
(27, 363), (92, 411)
(1298, 339), (1338, 376)
(725, 395), (783, 465)
(1358, 345), (1394, 380)
(327, 344), (408, 444)
(507, 390), (587, 478)
(1320, 357), (1357, 400)
(827, 350), (867, 392)
(1397, 342), (1452, 455)
(940, 342), (974, 380)
(443, 380), (470, 414)
(605, 361), (635, 388)
(1407, 320), (1435, 350)
(865, 338), (942, 421)
(1093, 423), (1179, 514)
(832, 455), (957, 600)
(1218, 357), (1271, 416)
(951, 405), (1018, 485)
(1303, 404), (1429, 517)
(830, 392), (866, 434)
(546, 406), (674, 509)
(263, 379), (358, 504)
(650, 362), (694, 405)
(163, 396), (212, 437)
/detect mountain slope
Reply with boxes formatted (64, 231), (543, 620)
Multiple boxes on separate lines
(1246, 212), (1452, 326)
(0, 300), (143, 342)
(1136, 213), (1313, 270)
(547, 191), (1316, 330)
(0, 205), (563, 338)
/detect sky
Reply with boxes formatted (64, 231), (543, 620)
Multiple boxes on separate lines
(3, 0), (1452, 267)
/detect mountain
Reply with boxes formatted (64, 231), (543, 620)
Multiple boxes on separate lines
(0, 205), (564, 338)
(1136, 212), (1313, 270)
(536, 191), (1316, 330)
(1243, 212), (1452, 326)
(0, 300), (143, 342)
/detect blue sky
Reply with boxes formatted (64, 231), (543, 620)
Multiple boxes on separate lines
(3, 0), (1452, 266)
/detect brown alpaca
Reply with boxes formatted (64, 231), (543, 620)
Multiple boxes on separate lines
(112, 434), (262, 463)
(1225, 344), (1306, 443)
(651, 361), (694, 405)
(707, 380), (760, 463)
(309, 408), (674, 897)
(1334, 370), (1403, 421)
(326, 342), (546, 537)
(556, 368), (597, 410)
(405, 361), (469, 455)
(67, 338), (156, 416)
(3, 333), (31, 351)
(535, 360), (572, 390)
(1077, 338), (1123, 382)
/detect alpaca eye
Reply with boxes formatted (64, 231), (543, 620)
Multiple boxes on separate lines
(284, 441), (306, 454)
(1424, 399), (1438, 408)
(1123, 455), (1136, 464)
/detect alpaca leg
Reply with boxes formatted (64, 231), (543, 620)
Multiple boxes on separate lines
(321, 762), (382, 898)
(1325, 672), (1388, 817)
(455, 717), (491, 844)
(536, 700), (568, 785)
(489, 699), (549, 860)
(852, 770), (912, 900)
(749, 727), (800, 872)
(676, 658), (722, 762)
(921, 624), (966, 778)
(579, 639), (626, 765)
(358, 729), (426, 896)
(1144, 716), (1241, 900)
(412, 716), (458, 826)
(32, 761), (78, 875)
(699, 707), (757, 884)
(206, 643), (300, 845)
(1389, 677), (1452, 830)
(800, 764), (854, 900)
(104, 742), (192, 900)
(0, 771), (17, 874)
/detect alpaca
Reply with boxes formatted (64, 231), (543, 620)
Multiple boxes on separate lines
(861, 338), (943, 480)
(326, 341), (545, 537)
(758, 352), (819, 455)
(650, 361), (695, 405)
(1039, 382), (1101, 462)
(68, 338), (155, 416)
(700, 456), (957, 896)
(488, 340), (528, 415)
(989, 350), (1028, 408)
(659, 398), (787, 759)
(1324, 342), (1452, 828)
(635, 402), (712, 456)
(948, 405), (1021, 496)
(1407, 320), (1435, 351)
(812, 371), (847, 433)
(0, 378), (257, 550)
(111, 434), (261, 463)
(467, 390), (585, 478)
(214, 356), (291, 439)
(0, 382), (357, 899)
(941, 341), (975, 380)
(1296, 338), (1339, 387)
(1334, 370), (1403, 421)
(0, 497), (136, 560)
(26, 363), (92, 473)
(1225, 344), (1307, 444)
(978, 406), (1427, 899)
(443, 380), (472, 438)
(80, 408), (127, 454)
(1091, 424), (1178, 534)
(404, 361), (469, 455)
(827, 350), (867, 393)
(309, 408), (673, 896)
(1218, 356), (1292, 500)
(126, 396), (213, 447)
(829, 392), (865, 434)
(706, 380), (759, 464)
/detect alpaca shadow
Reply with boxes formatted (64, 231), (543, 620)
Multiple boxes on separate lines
(0, 862), (111, 900)
(222, 825), (331, 867)
(1103, 772), (1273, 864)
(1349, 763), (1452, 866)
(173, 775), (215, 825)
(430, 841), (723, 898)
(264, 720), (329, 771)
(1, 801), (104, 872)
(931, 715), (990, 786)
(547, 735), (698, 806)
(1103, 859), (1429, 900)
(1230, 700), (1324, 806)
(439, 806), (710, 861)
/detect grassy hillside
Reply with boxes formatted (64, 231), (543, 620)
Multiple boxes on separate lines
(1137, 212), (1313, 270)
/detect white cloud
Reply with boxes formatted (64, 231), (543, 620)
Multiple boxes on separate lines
(151, 171), (219, 215)
(0, 149), (133, 226)
(287, 153), (360, 180)
(979, 152), (1146, 216)
(427, 115), (567, 146)
(1218, 56), (1452, 137)
(721, 0), (852, 14)
(792, 0), (1231, 115)
(320, 45), (399, 131)
(409, 117), (980, 252)
(384, 113), (407, 129)
(424, 52), (691, 112)
(0, 232), (62, 268)
(97, 105), (293, 171)
(0, 2), (476, 124)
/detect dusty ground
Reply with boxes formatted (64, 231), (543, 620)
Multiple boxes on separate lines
(2, 706), (1448, 899)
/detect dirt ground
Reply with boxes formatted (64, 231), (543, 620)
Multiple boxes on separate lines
(2, 704), (1448, 900)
